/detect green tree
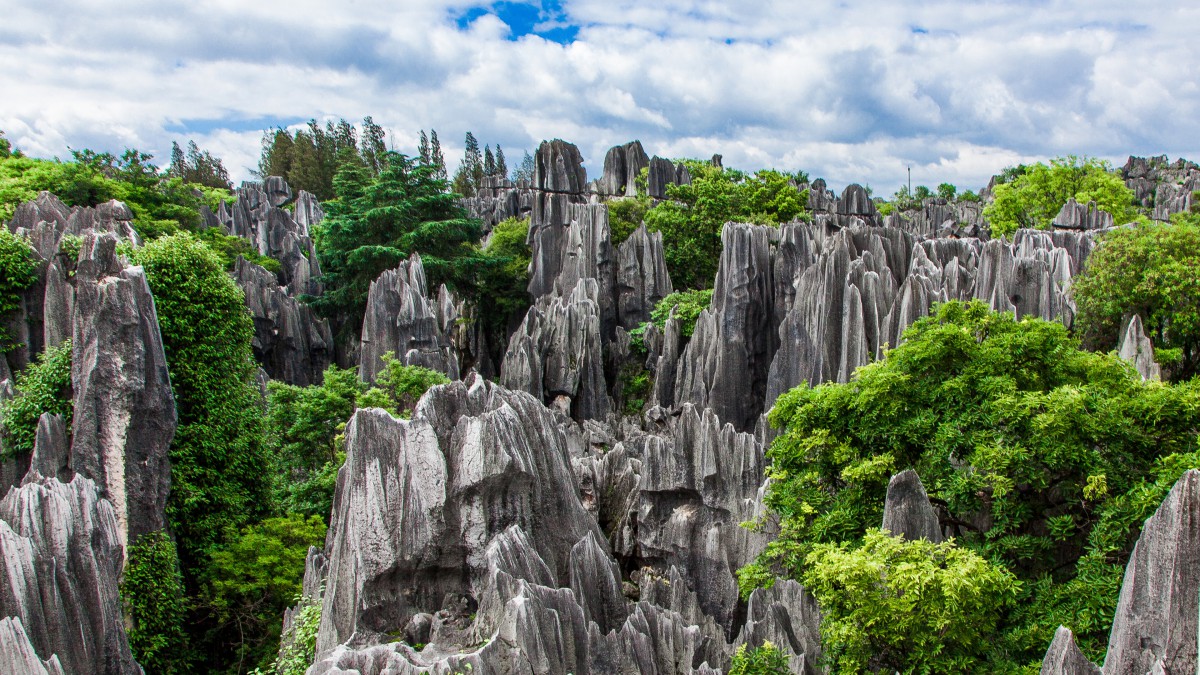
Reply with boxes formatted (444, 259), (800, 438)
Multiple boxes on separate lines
(123, 530), (190, 674)
(200, 515), (327, 673)
(452, 131), (483, 197)
(729, 642), (790, 675)
(985, 156), (1137, 238)
(514, 150), (535, 183)
(483, 145), (496, 176)
(167, 140), (232, 189)
(746, 300), (1200, 667)
(495, 145), (507, 178)
(937, 182), (957, 201)
(1074, 214), (1200, 381)
(475, 216), (532, 344)
(0, 340), (72, 458)
(360, 117), (387, 176)
(429, 130), (447, 182)
(308, 151), (487, 337)
(357, 353), (450, 418)
(803, 530), (1020, 673)
(134, 233), (271, 575)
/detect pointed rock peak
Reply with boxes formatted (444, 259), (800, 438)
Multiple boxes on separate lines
(1103, 469), (1200, 675)
(534, 139), (587, 193)
(1039, 626), (1100, 675)
(881, 469), (943, 543)
(1118, 314), (1161, 382)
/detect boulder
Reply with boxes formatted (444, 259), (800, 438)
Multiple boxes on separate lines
(881, 469), (943, 543)
(1117, 314), (1161, 382)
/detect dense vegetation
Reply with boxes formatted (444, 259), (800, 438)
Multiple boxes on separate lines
(984, 156), (1138, 237)
(745, 300), (1200, 670)
(0, 340), (72, 457)
(258, 117), (388, 199)
(1074, 209), (1200, 381)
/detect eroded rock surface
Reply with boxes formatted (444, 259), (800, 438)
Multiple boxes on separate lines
(360, 254), (459, 382)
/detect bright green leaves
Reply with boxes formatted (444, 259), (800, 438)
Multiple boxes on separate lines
(122, 531), (190, 674)
(984, 156), (1138, 238)
(803, 530), (1021, 674)
(0, 340), (72, 458)
(0, 228), (37, 327)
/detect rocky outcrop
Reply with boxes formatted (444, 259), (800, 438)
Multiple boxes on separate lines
(675, 224), (780, 432)
(1040, 626), (1100, 675)
(225, 180), (322, 296)
(69, 231), (176, 546)
(735, 580), (823, 674)
(0, 617), (65, 675)
(1121, 155), (1199, 219)
(234, 256), (332, 386)
(465, 175), (535, 231)
(554, 203), (617, 336)
(0, 475), (141, 674)
(359, 254), (459, 382)
(1053, 198), (1115, 231)
(501, 278), (609, 420)
(616, 223), (673, 329)
(526, 140), (590, 299)
(534, 139), (588, 194)
(881, 469), (943, 543)
(1117, 314), (1161, 382)
(600, 140), (650, 197)
(1101, 470), (1200, 675)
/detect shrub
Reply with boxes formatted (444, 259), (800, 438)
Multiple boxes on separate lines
(729, 641), (790, 675)
(0, 228), (37, 328)
(984, 156), (1137, 238)
(123, 530), (190, 674)
(0, 340), (72, 457)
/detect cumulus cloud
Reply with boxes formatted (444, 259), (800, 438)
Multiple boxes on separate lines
(2, 0), (1198, 194)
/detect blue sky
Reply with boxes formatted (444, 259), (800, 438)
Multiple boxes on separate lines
(3, 0), (1199, 194)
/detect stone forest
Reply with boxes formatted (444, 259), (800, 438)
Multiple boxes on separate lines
(1, 128), (1199, 674)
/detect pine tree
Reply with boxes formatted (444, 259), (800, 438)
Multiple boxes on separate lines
(495, 145), (507, 180)
(466, 132), (484, 188)
(360, 117), (387, 177)
(418, 130), (430, 166)
(515, 150), (535, 183)
(169, 142), (187, 179)
(483, 145), (496, 177)
(429, 130), (447, 182)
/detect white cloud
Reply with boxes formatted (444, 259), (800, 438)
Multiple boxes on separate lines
(2, 0), (1198, 195)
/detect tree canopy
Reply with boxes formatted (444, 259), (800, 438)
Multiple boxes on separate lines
(1074, 211), (1200, 381)
(258, 117), (388, 199)
(985, 156), (1138, 237)
(745, 300), (1200, 668)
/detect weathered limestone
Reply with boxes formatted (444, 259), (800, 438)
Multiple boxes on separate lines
(735, 580), (824, 674)
(1053, 198), (1115, 231)
(226, 179), (322, 297)
(1040, 626), (1100, 675)
(234, 256), (333, 386)
(1101, 470), (1200, 675)
(881, 469), (943, 543)
(0, 475), (141, 674)
(600, 140), (650, 197)
(0, 617), (65, 675)
(1117, 314), (1161, 382)
(360, 254), (459, 382)
(69, 232), (176, 546)
(616, 223), (673, 329)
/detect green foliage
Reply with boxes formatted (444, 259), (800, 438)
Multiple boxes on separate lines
(937, 182), (957, 201)
(268, 590), (323, 675)
(258, 118), (387, 199)
(123, 531), (191, 674)
(0, 228), (38, 339)
(620, 366), (651, 416)
(644, 162), (809, 289)
(475, 217), (532, 342)
(361, 352), (450, 418)
(1074, 216), (1200, 381)
(308, 152), (490, 336)
(608, 193), (652, 246)
(266, 365), (364, 520)
(630, 289), (715, 350)
(0, 340), (72, 458)
(752, 300), (1200, 668)
(985, 156), (1137, 238)
(167, 140), (232, 189)
(200, 515), (327, 673)
(195, 227), (283, 275)
(729, 641), (790, 675)
(134, 233), (271, 574)
(803, 530), (1020, 674)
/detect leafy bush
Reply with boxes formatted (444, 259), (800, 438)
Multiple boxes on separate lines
(630, 289), (715, 351)
(201, 515), (327, 673)
(608, 193), (652, 246)
(195, 227), (283, 275)
(134, 233), (271, 574)
(747, 300), (1200, 668)
(358, 352), (449, 418)
(0, 228), (37, 330)
(0, 340), (72, 457)
(268, 589), (323, 675)
(729, 641), (790, 675)
(620, 366), (651, 416)
(1074, 215), (1200, 381)
(475, 216), (532, 345)
(803, 530), (1020, 673)
(123, 530), (190, 674)
(984, 156), (1137, 238)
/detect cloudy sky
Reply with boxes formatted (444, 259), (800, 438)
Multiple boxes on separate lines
(3, 0), (1198, 194)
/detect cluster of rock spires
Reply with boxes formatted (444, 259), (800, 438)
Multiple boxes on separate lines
(1, 142), (1196, 673)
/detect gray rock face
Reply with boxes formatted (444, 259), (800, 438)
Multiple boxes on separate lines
(1040, 626), (1100, 675)
(675, 224), (780, 432)
(647, 156), (679, 199)
(881, 469), (943, 543)
(69, 232), (176, 546)
(526, 191), (589, 299)
(1053, 198), (1115, 230)
(736, 580), (823, 674)
(600, 141), (650, 197)
(1117, 314), (1161, 382)
(501, 278), (610, 421)
(0, 475), (141, 674)
(360, 254), (459, 382)
(234, 256), (333, 386)
(1101, 469), (1200, 675)
(317, 376), (605, 653)
(554, 203), (617, 336)
(616, 224), (674, 329)
(465, 175), (535, 231)
(226, 179), (322, 297)
(533, 139), (588, 193)
(26, 413), (69, 482)
(0, 617), (65, 675)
